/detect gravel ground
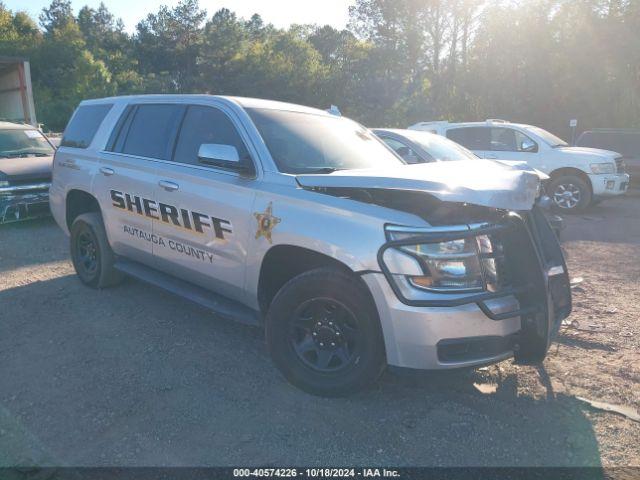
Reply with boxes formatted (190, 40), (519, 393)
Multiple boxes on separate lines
(0, 195), (639, 467)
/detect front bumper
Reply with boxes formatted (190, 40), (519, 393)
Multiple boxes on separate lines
(589, 173), (629, 197)
(363, 272), (522, 369)
(0, 183), (51, 223)
(367, 209), (571, 370)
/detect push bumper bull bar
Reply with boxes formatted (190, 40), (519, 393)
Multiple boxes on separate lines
(377, 209), (572, 364)
(377, 222), (539, 322)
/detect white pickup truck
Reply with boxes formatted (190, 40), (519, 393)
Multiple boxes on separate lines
(409, 120), (629, 212)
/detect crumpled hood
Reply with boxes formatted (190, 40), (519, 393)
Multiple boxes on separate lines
(296, 159), (541, 211)
(555, 146), (619, 159)
(0, 155), (54, 180)
(494, 160), (549, 180)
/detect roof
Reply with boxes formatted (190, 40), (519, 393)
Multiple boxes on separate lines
(0, 121), (32, 130)
(80, 94), (331, 116)
(410, 120), (532, 129)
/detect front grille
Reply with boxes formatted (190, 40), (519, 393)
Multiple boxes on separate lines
(478, 232), (511, 292)
(615, 157), (625, 173)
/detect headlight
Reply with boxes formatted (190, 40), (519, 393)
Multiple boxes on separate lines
(590, 162), (615, 174)
(385, 227), (502, 293)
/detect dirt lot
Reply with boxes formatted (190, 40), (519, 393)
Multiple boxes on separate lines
(0, 195), (639, 467)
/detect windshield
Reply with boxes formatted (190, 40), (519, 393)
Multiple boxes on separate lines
(525, 126), (568, 148)
(401, 130), (479, 161)
(0, 129), (55, 158)
(247, 109), (403, 174)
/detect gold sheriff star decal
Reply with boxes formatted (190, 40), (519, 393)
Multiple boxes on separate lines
(254, 202), (281, 243)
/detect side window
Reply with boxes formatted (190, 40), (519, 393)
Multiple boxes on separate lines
(173, 105), (250, 168)
(381, 137), (428, 163)
(489, 128), (517, 151)
(490, 128), (537, 152)
(106, 105), (135, 152)
(120, 104), (184, 160)
(446, 127), (490, 150)
(61, 104), (113, 148)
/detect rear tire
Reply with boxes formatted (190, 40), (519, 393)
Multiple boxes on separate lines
(549, 175), (591, 213)
(70, 213), (124, 288)
(266, 267), (386, 397)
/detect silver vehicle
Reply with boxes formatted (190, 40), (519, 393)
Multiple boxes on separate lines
(0, 121), (55, 223)
(50, 95), (572, 396)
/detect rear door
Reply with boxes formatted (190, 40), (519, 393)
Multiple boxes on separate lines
(95, 103), (184, 264)
(151, 103), (258, 303)
(446, 127), (491, 156)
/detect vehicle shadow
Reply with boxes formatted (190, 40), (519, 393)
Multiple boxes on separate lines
(0, 217), (69, 274)
(0, 274), (603, 468)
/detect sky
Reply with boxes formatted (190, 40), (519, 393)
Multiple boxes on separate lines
(5, 0), (356, 32)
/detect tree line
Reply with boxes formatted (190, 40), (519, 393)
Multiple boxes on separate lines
(1, 0), (638, 137)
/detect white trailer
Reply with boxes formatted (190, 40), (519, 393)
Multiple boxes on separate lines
(0, 56), (37, 126)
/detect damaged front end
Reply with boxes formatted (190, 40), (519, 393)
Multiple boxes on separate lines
(378, 208), (571, 364)
(296, 160), (571, 364)
(0, 182), (51, 224)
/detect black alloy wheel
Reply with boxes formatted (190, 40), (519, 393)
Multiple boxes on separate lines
(289, 297), (360, 373)
(266, 267), (386, 397)
(70, 213), (124, 288)
(75, 229), (100, 277)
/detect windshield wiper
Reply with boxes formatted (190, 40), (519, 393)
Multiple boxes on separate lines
(304, 167), (344, 174)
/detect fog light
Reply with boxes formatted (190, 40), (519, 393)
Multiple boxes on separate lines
(606, 180), (615, 190)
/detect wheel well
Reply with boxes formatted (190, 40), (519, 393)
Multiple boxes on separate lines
(66, 189), (101, 230)
(548, 168), (593, 194)
(257, 245), (353, 314)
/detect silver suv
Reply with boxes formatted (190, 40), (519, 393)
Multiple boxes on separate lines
(50, 95), (572, 396)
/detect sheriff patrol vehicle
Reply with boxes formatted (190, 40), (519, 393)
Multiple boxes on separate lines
(50, 95), (571, 396)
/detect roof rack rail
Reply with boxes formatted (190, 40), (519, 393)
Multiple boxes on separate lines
(486, 118), (509, 123)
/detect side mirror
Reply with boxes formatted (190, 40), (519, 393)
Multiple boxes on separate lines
(521, 140), (538, 153)
(198, 143), (240, 165)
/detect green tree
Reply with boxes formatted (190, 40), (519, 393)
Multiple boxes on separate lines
(135, 0), (206, 91)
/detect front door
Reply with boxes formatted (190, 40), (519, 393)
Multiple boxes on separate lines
(151, 104), (258, 303)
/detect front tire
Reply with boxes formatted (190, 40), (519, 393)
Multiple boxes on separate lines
(266, 267), (386, 397)
(70, 213), (124, 288)
(549, 175), (592, 213)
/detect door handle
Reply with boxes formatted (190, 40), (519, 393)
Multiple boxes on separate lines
(99, 167), (115, 176)
(159, 180), (179, 192)
(59, 160), (79, 170)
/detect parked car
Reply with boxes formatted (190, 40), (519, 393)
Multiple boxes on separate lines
(0, 121), (55, 223)
(372, 127), (481, 164)
(409, 120), (629, 212)
(373, 128), (564, 238)
(50, 95), (571, 396)
(576, 129), (639, 187)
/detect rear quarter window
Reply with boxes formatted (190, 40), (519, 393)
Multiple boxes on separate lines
(61, 104), (113, 149)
